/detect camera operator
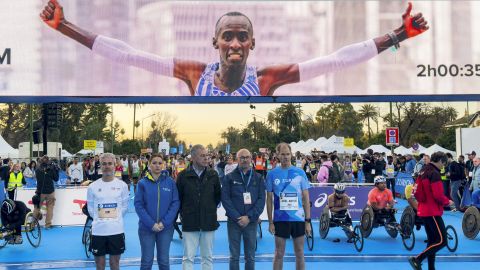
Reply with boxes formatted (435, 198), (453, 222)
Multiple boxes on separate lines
(33, 156), (59, 229)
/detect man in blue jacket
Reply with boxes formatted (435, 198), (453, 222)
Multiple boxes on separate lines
(134, 154), (180, 270)
(222, 149), (265, 270)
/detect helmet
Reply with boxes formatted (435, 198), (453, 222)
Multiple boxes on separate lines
(334, 183), (346, 194)
(1, 199), (15, 215)
(374, 175), (386, 184)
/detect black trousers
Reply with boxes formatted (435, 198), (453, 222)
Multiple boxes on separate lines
(416, 216), (447, 270)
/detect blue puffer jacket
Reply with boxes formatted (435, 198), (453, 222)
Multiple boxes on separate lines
(134, 171), (180, 232)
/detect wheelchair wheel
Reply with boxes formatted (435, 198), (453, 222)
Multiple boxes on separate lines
(84, 226), (93, 258)
(25, 214), (41, 248)
(0, 234), (7, 249)
(400, 206), (416, 231)
(401, 223), (415, 251)
(446, 225), (458, 252)
(360, 206), (374, 238)
(353, 225), (364, 252)
(82, 218), (93, 244)
(462, 206), (480, 240)
(306, 226), (314, 251)
(319, 207), (330, 239)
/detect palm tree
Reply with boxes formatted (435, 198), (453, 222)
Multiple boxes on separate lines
(127, 104), (144, 140)
(358, 104), (379, 140)
(278, 104), (301, 134)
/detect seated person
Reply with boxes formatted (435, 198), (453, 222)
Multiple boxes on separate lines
(368, 176), (396, 219)
(328, 182), (353, 242)
(1, 199), (31, 244)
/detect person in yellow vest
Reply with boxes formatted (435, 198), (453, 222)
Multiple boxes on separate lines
(173, 158), (186, 179)
(6, 164), (25, 200)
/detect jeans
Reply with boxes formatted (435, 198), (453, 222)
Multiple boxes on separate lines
(450, 180), (462, 209)
(227, 220), (256, 270)
(182, 230), (215, 270)
(139, 227), (174, 270)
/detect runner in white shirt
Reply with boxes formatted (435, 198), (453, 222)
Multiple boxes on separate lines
(87, 153), (129, 270)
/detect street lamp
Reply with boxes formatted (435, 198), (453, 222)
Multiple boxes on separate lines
(141, 113), (156, 142)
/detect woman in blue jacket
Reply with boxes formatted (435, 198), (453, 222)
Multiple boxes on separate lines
(134, 154), (180, 270)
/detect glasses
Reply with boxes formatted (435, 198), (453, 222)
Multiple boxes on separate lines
(239, 156), (251, 161)
(101, 162), (114, 166)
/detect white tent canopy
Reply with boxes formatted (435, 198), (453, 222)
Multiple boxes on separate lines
(425, 144), (456, 157)
(293, 135), (361, 154)
(61, 149), (73, 158)
(76, 149), (94, 155)
(0, 134), (18, 158)
(360, 144), (391, 154)
(394, 145), (411, 155)
(408, 143), (427, 154)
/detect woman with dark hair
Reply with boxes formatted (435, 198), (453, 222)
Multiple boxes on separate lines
(409, 151), (454, 270)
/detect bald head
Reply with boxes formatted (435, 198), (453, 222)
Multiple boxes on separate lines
(237, 148), (252, 172)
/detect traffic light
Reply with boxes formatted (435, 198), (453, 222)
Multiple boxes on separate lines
(44, 103), (62, 128)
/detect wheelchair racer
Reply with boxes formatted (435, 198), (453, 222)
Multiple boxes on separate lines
(1, 199), (31, 244)
(328, 183), (354, 242)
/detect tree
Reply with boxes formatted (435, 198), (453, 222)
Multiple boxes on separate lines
(358, 104), (379, 140)
(436, 128), (456, 151)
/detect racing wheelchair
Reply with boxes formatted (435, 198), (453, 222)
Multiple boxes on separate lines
(81, 204), (93, 258)
(400, 205), (458, 251)
(462, 205), (480, 240)
(319, 207), (364, 252)
(360, 205), (415, 246)
(0, 211), (42, 248)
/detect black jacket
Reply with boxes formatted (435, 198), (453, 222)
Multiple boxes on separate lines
(177, 165), (221, 232)
(35, 165), (58, 195)
(1, 201), (30, 230)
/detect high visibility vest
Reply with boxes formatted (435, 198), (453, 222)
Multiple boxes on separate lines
(7, 171), (23, 191)
(176, 164), (186, 174)
(441, 167), (447, 181)
(255, 157), (265, 170)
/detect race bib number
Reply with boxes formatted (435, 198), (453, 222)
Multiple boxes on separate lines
(310, 163), (316, 169)
(280, 193), (299, 211)
(243, 192), (252, 205)
(98, 203), (118, 219)
(115, 171), (122, 177)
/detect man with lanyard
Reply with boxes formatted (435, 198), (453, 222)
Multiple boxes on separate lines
(328, 183), (354, 243)
(222, 148), (265, 270)
(67, 157), (83, 186)
(266, 143), (311, 270)
(466, 151), (476, 185)
(131, 155), (142, 193)
(87, 153), (129, 270)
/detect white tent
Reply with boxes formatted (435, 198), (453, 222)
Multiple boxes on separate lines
(408, 143), (427, 154)
(76, 149), (94, 155)
(61, 149), (73, 158)
(394, 145), (411, 155)
(361, 144), (391, 154)
(425, 144), (456, 157)
(0, 134), (18, 158)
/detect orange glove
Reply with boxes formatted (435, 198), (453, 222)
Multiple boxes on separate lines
(40, 0), (65, 29)
(402, 2), (428, 38)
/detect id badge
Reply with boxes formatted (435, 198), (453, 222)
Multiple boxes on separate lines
(98, 203), (118, 219)
(243, 192), (252, 204)
(280, 193), (299, 210)
(469, 172), (473, 177)
(371, 169), (376, 174)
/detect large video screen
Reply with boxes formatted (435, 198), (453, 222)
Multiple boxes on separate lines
(1, 1), (480, 102)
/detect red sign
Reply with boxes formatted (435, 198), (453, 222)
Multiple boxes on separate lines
(385, 127), (399, 146)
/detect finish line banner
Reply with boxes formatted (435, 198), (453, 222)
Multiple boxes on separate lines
(2, 1), (480, 101)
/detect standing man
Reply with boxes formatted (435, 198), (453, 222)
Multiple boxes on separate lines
(222, 149), (265, 270)
(266, 143), (311, 270)
(67, 157), (83, 186)
(33, 156), (58, 229)
(120, 155), (131, 191)
(466, 151), (476, 184)
(87, 153), (129, 270)
(177, 144), (221, 270)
